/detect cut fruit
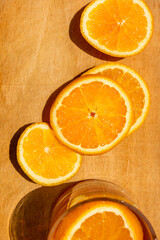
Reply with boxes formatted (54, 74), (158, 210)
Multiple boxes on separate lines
(84, 63), (150, 134)
(50, 75), (133, 155)
(17, 123), (81, 186)
(80, 0), (153, 57)
(52, 201), (143, 240)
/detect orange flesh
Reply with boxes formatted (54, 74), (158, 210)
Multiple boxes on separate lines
(72, 212), (132, 240)
(52, 201), (143, 240)
(97, 69), (145, 125)
(22, 128), (78, 178)
(57, 81), (127, 148)
(86, 0), (148, 52)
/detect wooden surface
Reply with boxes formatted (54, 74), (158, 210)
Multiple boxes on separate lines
(0, 0), (159, 239)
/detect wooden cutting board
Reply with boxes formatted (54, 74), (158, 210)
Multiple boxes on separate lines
(0, 0), (159, 239)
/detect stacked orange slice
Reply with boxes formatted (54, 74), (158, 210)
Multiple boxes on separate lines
(83, 63), (150, 134)
(50, 74), (133, 155)
(50, 64), (150, 155)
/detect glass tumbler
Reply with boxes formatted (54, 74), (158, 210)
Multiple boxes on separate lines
(47, 179), (157, 240)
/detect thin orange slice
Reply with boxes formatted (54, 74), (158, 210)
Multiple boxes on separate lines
(50, 75), (133, 155)
(17, 123), (81, 186)
(84, 63), (150, 134)
(80, 0), (153, 57)
(52, 201), (143, 240)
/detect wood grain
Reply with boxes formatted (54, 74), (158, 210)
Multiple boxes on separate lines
(0, 0), (159, 239)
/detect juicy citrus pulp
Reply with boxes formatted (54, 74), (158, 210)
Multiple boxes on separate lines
(84, 63), (150, 134)
(80, 0), (153, 57)
(52, 201), (143, 240)
(17, 123), (81, 186)
(50, 75), (133, 155)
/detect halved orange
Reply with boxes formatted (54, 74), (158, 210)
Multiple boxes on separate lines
(84, 63), (150, 134)
(80, 0), (153, 57)
(17, 123), (81, 186)
(52, 201), (143, 240)
(50, 75), (133, 155)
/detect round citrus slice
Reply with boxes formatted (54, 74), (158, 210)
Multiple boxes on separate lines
(80, 0), (153, 57)
(84, 63), (150, 134)
(17, 123), (81, 186)
(52, 201), (143, 240)
(50, 75), (133, 155)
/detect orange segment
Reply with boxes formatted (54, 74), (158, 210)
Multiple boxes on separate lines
(96, 85), (127, 116)
(124, 3), (148, 28)
(80, 81), (104, 110)
(50, 75), (133, 155)
(17, 123), (81, 186)
(84, 63), (150, 134)
(102, 0), (121, 21)
(98, 26), (120, 51)
(94, 118), (118, 145)
(52, 201), (143, 240)
(117, 26), (138, 52)
(61, 118), (93, 146)
(80, 0), (153, 57)
(80, 118), (99, 149)
(88, 2), (117, 23)
(123, 3), (148, 42)
(57, 106), (88, 128)
(87, 21), (118, 39)
(62, 87), (88, 111)
(98, 115), (126, 133)
(117, 0), (133, 19)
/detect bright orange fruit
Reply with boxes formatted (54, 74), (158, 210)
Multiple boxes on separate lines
(52, 201), (143, 240)
(80, 0), (153, 57)
(17, 123), (81, 186)
(84, 63), (150, 134)
(50, 75), (133, 155)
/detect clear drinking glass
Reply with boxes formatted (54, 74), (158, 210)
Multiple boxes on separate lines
(47, 179), (157, 240)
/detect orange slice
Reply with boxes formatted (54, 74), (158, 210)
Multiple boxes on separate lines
(80, 0), (153, 57)
(50, 75), (133, 155)
(84, 63), (150, 134)
(52, 201), (143, 240)
(17, 123), (81, 186)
